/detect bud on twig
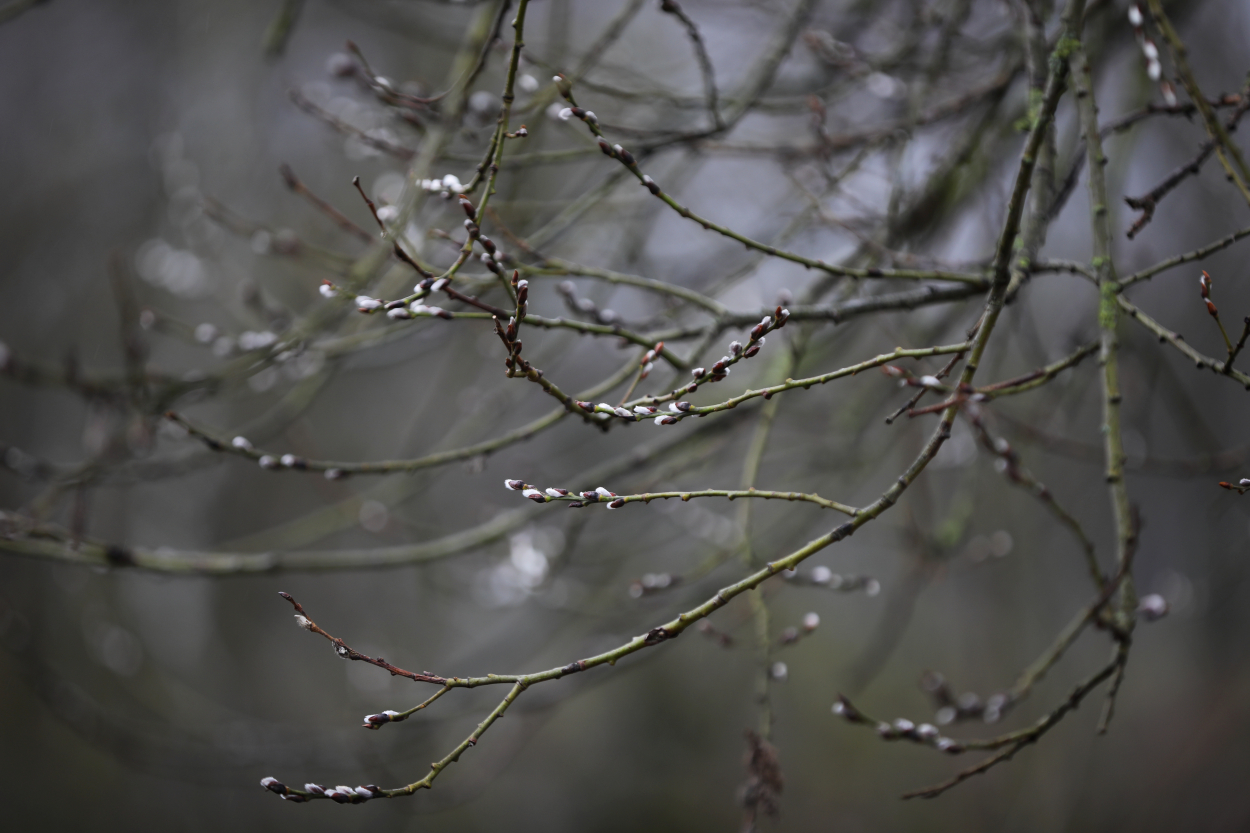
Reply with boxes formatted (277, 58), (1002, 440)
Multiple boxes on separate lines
(1137, 593), (1169, 621)
(260, 777), (288, 794)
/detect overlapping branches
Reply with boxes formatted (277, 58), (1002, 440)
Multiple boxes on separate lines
(2, 0), (1244, 817)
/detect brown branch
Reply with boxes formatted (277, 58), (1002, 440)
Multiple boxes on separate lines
(279, 592), (449, 685)
(279, 164), (373, 243)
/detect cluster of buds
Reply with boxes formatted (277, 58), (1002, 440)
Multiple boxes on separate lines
(831, 697), (963, 754)
(638, 342), (663, 379)
(455, 194), (506, 277)
(557, 105), (598, 125)
(573, 399), (690, 425)
(691, 308), (789, 386)
(580, 307), (791, 425)
(417, 173), (464, 194)
(362, 709), (406, 729)
(1127, 3), (1178, 105)
(493, 273), (530, 376)
(261, 777), (382, 803)
(1200, 270), (1217, 317)
(779, 612), (821, 645)
(920, 670), (1010, 725)
(555, 281), (619, 325)
(986, 434), (1025, 482)
(595, 137), (638, 168)
(783, 564), (880, 595)
(505, 480), (627, 509)
(628, 571), (678, 598)
(388, 276), (453, 320)
(549, 72), (657, 194)
(310, 783), (384, 804)
(257, 453), (309, 470)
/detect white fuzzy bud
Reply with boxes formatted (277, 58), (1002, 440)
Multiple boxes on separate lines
(770, 661), (788, 681)
(558, 107), (573, 121)
(355, 296), (382, 311)
(258, 455), (279, 469)
(294, 614), (313, 630)
(1128, 4), (1143, 27)
(376, 205), (399, 223)
(811, 565), (833, 584)
(319, 283), (337, 299)
(802, 612), (820, 630)
(232, 436), (253, 450)
(919, 375), (941, 388)
(595, 487), (613, 498)
(280, 454), (297, 467)
(1138, 593), (1169, 621)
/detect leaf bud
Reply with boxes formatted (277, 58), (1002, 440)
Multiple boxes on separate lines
(1138, 593), (1169, 621)
(260, 777), (287, 794)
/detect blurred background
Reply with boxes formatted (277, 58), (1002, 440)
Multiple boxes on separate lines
(2, 0), (1250, 829)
